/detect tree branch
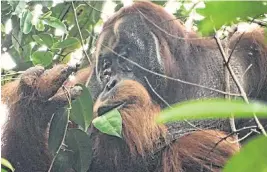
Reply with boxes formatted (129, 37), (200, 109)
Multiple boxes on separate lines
(214, 32), (267, 136)
(71, 2), (92, 64)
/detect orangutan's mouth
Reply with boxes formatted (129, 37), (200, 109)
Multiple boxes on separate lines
(97, 102), (125, 116)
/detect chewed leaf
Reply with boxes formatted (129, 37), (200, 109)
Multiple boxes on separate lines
(157, 99), (267, 124)
(92, 109), (122, 138)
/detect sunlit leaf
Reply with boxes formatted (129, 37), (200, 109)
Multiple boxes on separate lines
(53, 37), (80, 49)
(40, 11), (52, 19)
(157, 99), (267, 124)
(65, 129), (92, 172)
(20, 10), (33, 34)
(43, 16), (67, 33)
(60, 53), (72, 64)
(196, 1), (267, 35)
(1, 24), (5, 33)
(70, 84), (93, 131)
(53, 37), (81, 54)
(92, 109), (122, 138)
(48, 108), (69, 155)
(32, 51), (53, 67)
(32, 34), (53, 48)
(223, 136), (267, 172)
(1, 158), (15, 172)
(35, 19), (45, 31)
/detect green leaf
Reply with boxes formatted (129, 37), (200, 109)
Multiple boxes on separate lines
(11, 16), (23, 53)
(1, 24), (5, 33)
(157, 99), (267, 124)
(31, 51), (53, 67)
(70, 84), (93, 131)
(32, 34), (53, 48)
(53, 37), (81, 53)
(48, 108), (69, 155)
(196, 1), (267, 36)
(1, 158), (15, 172)
(43, 16), (67, 33)
(152, 1), (167, 6)
(173, 5), (189, 23)
(20, 10), (33, 34)
(223, 136), (267, 172)
(91, 2), (104, 24)
(92, 109), (122, 138)
(51, 149), (74, 172)
(40, 11), (52, 19)
(65, 129), (92, 172)
(35, 19), (45, 31)
(21, 44), (32, 61)
(114, 2), (123, 12)
(2, 1), (12, 12)
(32, 35), (44, 45)
(51, 2), (69, 19)
(8, 1), (19, 11)
(60, 53), (72, 64)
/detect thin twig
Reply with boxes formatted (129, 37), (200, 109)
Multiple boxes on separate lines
(221, 36), (238, 139)
(71, 2), (92, 64)
(1, 78), (20, 82)
(229, 130), (253, 143)
(241, 64), (253, 79)
(11, 32), (23, 51)
(214, 33), (267, 136)
(135, 7), (213, 40)
(144, 76), (171, 107)
(205, 126), (257, 158)
(85, 1), (106, 14)
(47, 86), (72, 172)
(1, 71), (24, 77)
(73, 1), (95, 37)
(144, 76), (204, 131)
(226, 31), (246, 64)
(227, 18), (256, 64)
(247, 17), (267, 27)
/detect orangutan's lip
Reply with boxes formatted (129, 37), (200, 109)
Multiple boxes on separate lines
(97, 102), (125, 116)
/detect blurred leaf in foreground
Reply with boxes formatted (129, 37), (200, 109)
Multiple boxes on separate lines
(223, 135), (267, 172)
(157, 99), (267, 124)
(1, 158), (15, 172)
(197, 1), (267, 35)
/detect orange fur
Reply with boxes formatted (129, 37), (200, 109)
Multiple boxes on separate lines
(92, 80), (240, 172)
